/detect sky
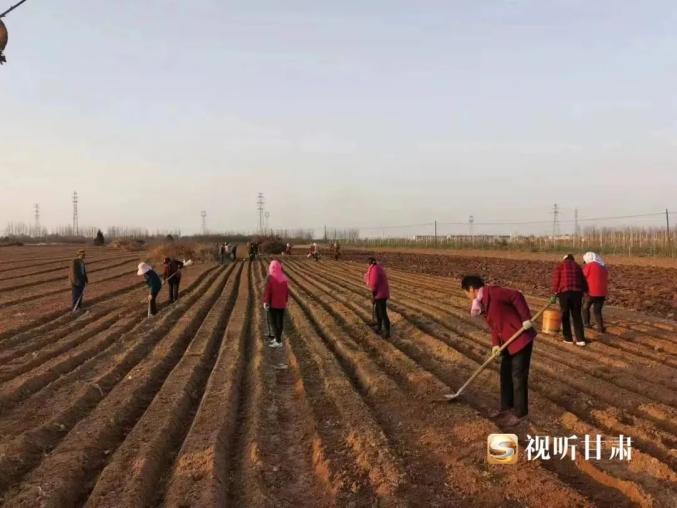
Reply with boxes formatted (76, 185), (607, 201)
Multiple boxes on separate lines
(1, 0), (676, 236)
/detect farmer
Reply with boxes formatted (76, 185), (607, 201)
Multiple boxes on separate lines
(263, 259), (289, 348)
(552, 254), (587, 346)
(219, 243), (226, 264)
(231, 243), (238, 261)
(582, 252), (609, 333)
(248, 241), (256, 262)
(284, 242), (293, 256)
(332, 241), (341, 260)
(307, 243), (320, 261)
(461, 275), (536, 426)
(69, 249), (88, 311)
(163, 257), (184, 303)
(137, 262), (162, 316)
(364, 257), (391, 338)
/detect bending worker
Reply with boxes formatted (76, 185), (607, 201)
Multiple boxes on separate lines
(163, 257), (184, 303)
(138, 262), (162, 316)
(461, 275), (536, 427)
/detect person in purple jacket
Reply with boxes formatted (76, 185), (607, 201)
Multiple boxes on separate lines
(462, 275), (536, 426)
(364, 257), (391, 338)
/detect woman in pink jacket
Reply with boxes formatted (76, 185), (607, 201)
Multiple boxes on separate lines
(263, 259), (289, 348)
(364, 257), (391, 338)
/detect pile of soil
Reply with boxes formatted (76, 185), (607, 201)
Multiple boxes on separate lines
(343, 249), (677, 321)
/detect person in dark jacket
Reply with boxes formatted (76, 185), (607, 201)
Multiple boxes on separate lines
(552, 254), (587, 346)
(462, 275), (536, 426)
(69, 249), (89, 311)
(163, 257), (184, 303)
(364, 257), (391, 338)
(138, 262), (162, 316)
(263, 259), (289, 348)
(582, 252), (609, 333)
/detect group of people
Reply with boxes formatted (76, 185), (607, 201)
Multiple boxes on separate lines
(68, 246), (610, 428)
(218, 242), (236, 264)
(552, 251), (609, 346)
(69, 250), (186, 317)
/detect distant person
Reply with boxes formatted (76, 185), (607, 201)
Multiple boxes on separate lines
(263, 259), (289, 348)
(461, 275), (536, 426)
(231, 243), (238, 261)
(582, 252), (609, 333)
(248, 242), (256, 262)
(364, 257), (390, 338)
(163, 257), (184, 303)
(333, 241), (341, 260)
(69, 249), (88, 312)
(137, 262), (162, 316)
(284, 243), (293, 256)
(307, 243), (320, 261)
(219, 243), (226, 264)
(552, 254), (587, 346)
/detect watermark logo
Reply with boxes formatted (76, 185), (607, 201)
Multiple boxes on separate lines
(487, 434), (518, 464)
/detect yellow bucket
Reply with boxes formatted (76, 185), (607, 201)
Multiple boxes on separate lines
(542, 309), (561, 335)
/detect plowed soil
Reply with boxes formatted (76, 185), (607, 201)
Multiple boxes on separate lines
(0, 246), (675, 507)
(341, 248), (677, 321)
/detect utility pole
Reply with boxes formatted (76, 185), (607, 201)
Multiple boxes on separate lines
(201, 210), (207, 235)
(666, 209), (671, 254)
(434, 220), (437, 246)
(323, 224), (327, 241)
(257, 193), (265, 234)
(33, 203), (39, 237)
(574, 208), (579, 247)
(265, 211), (270, 233)
(552, 203), (560, 239)
(469, 215), (474, 242)
(72, 191), (79, 236)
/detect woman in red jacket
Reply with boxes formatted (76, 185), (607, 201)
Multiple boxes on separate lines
(364, 257), (391, 338)
(582, 252), (609, 333)
(263, 259), (289, 348)
(462, 275), (536, 427)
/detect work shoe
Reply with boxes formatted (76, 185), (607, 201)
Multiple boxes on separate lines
(503, 414), (527, 427)
(488, 408), (511, 419)
(562, 338), (574, 344)
(268, 340), (283, 349)
(575, 340), (586, 347)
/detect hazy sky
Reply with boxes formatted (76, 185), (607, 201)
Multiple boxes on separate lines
(1, 1), (676, 236)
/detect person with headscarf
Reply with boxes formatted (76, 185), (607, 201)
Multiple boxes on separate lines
(138, 262), (162, 316)
(263, 259), (289, 348)
(582, 252), (609, 332)
(69, 249), (88, 311)
(552, 254), (588, 346)
(364, 257), (391, 338)
(461, 275), (536, 427)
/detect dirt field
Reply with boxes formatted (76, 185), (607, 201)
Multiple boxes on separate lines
(340, 248), (677, 321)
(0, 246), (675, 506)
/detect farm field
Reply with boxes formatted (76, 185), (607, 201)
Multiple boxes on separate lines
(0, 246), (675, 506)
(340, 248), (677, 321)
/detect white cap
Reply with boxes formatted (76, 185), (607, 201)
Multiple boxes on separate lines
(137, 262), (152, 275)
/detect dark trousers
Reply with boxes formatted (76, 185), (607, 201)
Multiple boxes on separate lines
(583, 296), (606, 330)
(71, 285), (85, 310)
(374, 299), (390, 334)
(168, 279), (180, 302)
(559, 291), (585, 341)
(149, 291), (159, 315)
(269, 308), (285, 343)
(500, 342), (533, 417)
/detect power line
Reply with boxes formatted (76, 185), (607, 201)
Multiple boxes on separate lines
(0, 0), (29, 18)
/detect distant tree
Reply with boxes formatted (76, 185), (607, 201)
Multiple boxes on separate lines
(94, 230), (105, 246)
